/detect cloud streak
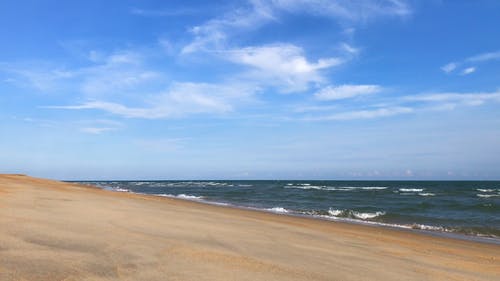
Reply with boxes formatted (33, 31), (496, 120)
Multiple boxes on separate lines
(304, 106), (413, 121)
(45, 82), (257, 119)
(441, 49), (500, 75)
(315, 84), (381, 100)
(404, 90), (500, 106)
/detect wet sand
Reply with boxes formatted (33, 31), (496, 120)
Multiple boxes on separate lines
(0, 174), (498, 280)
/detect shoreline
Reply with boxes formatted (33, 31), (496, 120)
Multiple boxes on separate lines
(1, 174), (499, 280)
(80, 181), (500, 245)
(119, 189), (500, 245)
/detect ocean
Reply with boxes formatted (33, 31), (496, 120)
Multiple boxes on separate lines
(75, 180), (500, 242)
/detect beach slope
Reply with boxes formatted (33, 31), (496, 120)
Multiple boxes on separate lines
(0, 174), (498, 280)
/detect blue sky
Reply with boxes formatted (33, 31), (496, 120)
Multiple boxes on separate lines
(1, 0), (499, 180)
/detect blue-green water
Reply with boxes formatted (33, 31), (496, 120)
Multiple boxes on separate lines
(76, 180), (500, 240)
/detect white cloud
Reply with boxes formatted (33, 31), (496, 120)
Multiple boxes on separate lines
(302, 89), (500, 121)
(270, 0), (411, 21)
(1, 63), (77, 92)
(305, 106), (413, 121)
(181, 1), (275, 54)
(441, 62), (457, 74)
(339, 43), (360, 55)
(314, 84), (381, 100)
(461, 67), (476, 75)
(466, 50), (500, 63)
(225, 44), (342, 92)
(2, 50), (163, 96)
(182, 0), (411, 54)
(179, 0), (410, 94)
(404, 90), (500, 108)
(46, 82), (257, 119)
(404, 91), (500, 103)
(130, 7), (198, 17)
(442, 49), (500, 74)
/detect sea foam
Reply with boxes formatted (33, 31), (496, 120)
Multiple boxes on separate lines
(418, 192), (435, 196)
(399, 188), (424, 192)
(326, 209), (385, 220)
(267, 207), (289, 213)
(477, 194), (499, 198)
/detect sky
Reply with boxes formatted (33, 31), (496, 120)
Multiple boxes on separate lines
(1, 0), (500, 180)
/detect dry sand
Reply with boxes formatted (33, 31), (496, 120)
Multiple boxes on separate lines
(0, 174), (498, 281)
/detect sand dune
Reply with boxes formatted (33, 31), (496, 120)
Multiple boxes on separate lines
(0, 174), (498, 280)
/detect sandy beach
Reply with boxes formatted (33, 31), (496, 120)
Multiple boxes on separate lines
(0, 174), (498, 281)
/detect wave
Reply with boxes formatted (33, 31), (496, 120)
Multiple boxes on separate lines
(399, 188), (424, 192)
(477, 194), (500, 198)
(131, 181), (149, 186)
(267, 207), (289, 213)
(284, 185), (388, 191)
(285, 185), (325, 190)
(409, 223), (447, 232)
(353, 211), (386, 219)
(328, 209), (343, 216)
(477, 188), (496, 193)
(158, 193), (203, 200)
(418, 192), (435, 197)
(161, 181), (229, 188)
(326, 209), (386, 220)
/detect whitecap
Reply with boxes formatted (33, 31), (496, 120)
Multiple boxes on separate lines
(158, 193), (203, 200)
(285, 185), (387, 191)
(399, 188), (424, 192)
(113, 188), (129, 192)
(328, 209), (343, 216)
(284, 185), (324, 190)
(267, 207), (288, 213)
(352, 211), (386, 220)
(477, 188), (495, 192)
(132, 182), (148, 186)
(418, 192), (435, 196)
(477, 194), (499, 198)
(177, 194), (203, 200)
(360, 186), (388, 190)
(409, 224), (446, 232)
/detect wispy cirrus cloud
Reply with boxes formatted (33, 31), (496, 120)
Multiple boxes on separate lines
(304, 106), (413, 121)
(441, 49), (500, 75)
(404, 90), (500, 106)
(268, 0), (411, 21)
(466, 50), (500, 63)
(46, 82), (258, 119)
(181, 1), (275, 54)
(182, 0), (411, 54)
(299, 89), (500, 121)
(130, 7), (199, 17)
(314, 84), (381, 100)
(1, 49), (164, 96)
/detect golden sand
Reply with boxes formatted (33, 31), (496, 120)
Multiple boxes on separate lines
(0, 174), (498, 280)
